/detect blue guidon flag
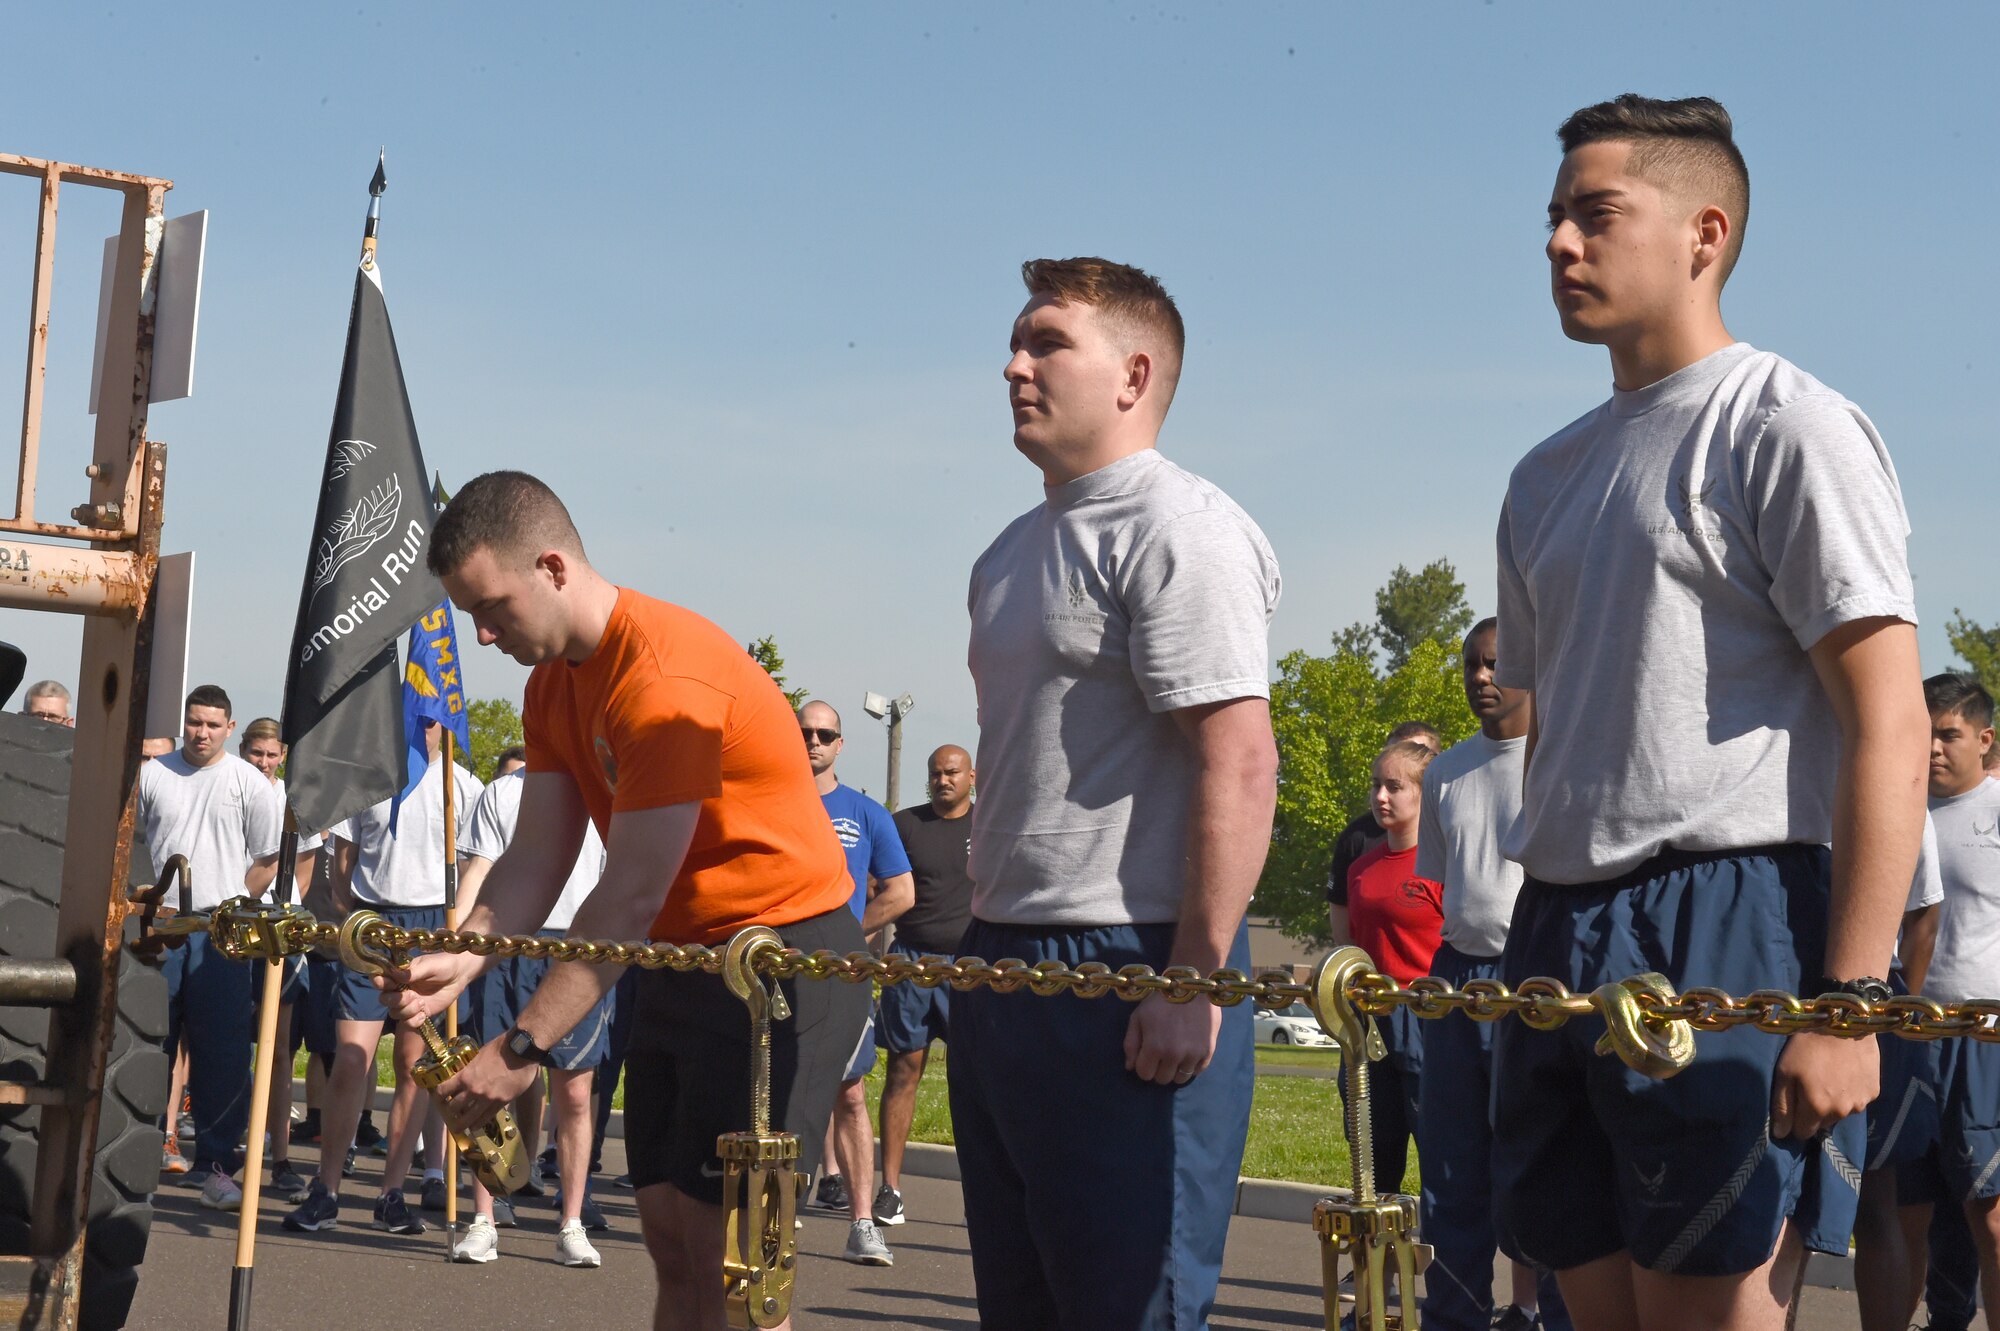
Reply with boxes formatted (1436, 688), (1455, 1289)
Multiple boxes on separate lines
(280, 156), (446, 835)
(393, 598), (470, 829)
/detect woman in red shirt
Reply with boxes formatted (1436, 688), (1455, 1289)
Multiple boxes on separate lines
(1334, 739), (1443, 1197)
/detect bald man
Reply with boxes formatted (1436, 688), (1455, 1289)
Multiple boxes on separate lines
(874, 744), (977, 1224)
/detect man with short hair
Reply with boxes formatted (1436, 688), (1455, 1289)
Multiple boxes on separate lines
(284, 720), (483, 1239)
(1894, 673), (2000, 1331)
(136, 684), (282, 1211)
(20, 679), (71, 726)
(449, 743), (612, 1268)
(384, 470), (870, 1331)
(961, 256), (1281, 1327)
(798, 699), (913, 1267)
(1494, 94), (1928, 1329)
(1326, 721), (1442, 943)
(1414, 621), (1567, 1331)
(875, 743), (976, 1227)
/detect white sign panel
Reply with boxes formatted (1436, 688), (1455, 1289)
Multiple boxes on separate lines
(142, 551), (195, 742)
(90, 210), (206, 412)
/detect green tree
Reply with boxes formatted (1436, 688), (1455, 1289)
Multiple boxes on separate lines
(747, 635), (808, 710)
(1947, 610), (2000, 700)
(1373, 560), (1475, 671)
(1254, 573), (1481, 944)
(462, 697), (525, 780)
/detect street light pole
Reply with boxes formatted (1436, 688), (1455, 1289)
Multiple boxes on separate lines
(862, 690), (915, 811)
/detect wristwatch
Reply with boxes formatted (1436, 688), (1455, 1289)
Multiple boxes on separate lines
(1815, 976), (1893, 1005)
(504, 1026), (550, 1064)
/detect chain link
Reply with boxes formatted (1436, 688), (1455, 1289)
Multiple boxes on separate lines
(196, 901), (2000, 1044)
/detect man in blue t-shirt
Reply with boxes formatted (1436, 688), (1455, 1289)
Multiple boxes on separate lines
(799, 700), (913, 1267)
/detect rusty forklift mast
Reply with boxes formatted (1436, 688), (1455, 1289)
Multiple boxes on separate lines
(0, 152), (172, 1328)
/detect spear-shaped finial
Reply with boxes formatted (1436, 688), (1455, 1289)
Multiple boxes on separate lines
(361, 148), (387, 271)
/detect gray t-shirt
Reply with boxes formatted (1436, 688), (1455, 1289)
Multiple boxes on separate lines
(1416, 732), (1525, 958)
(1922, 780), (2000, 1003)
(460, 769), (606, 931)
(966, 448), (1281, 925)
(332, 756), (485, 909)
(1496, 343), (1916, 883)
(136, 752), (282, 911)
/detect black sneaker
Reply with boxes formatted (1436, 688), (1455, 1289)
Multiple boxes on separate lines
(579, 1194), (610, 1232)
(272, 1164), (311, 1205)
(812, 1173), (849, 1213)
(372, 1188), (425, 1236)
(1491, 1308), (1539, 1331)
(354, 1115), (382, 1149)
(289, 1112), (321, 1146)
(873, 1184), (905, 1226)
(282, 1178), (339, 1232)
(420, 1177), (448, 1212)
(491, 1194), (517, 1228)
(612, 1173), (634, 1190)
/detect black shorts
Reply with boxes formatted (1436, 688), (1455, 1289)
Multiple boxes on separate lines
(624, 907), (870, 1205)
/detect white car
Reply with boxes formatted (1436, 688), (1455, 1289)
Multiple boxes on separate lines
(1253, 1001), (1334, 1047)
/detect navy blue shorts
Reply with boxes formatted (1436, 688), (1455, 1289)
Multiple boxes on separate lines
(292, 953), (340, 1057)
(1418, 942), (1572, 1331)
(1866, 970), (1941, 1173)
(840, 1015), (877, 1082)
(1492, 844), (1863, 1277)
(1897, 1035), (2000, 1206)
(877, 951), (953, 1054)
(333, 905), (469, 1026)
(948, 919), (1253, 1330)
(470, 931), (617, 1071)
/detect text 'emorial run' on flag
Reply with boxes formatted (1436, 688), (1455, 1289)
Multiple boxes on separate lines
(280, 154), (446, 836)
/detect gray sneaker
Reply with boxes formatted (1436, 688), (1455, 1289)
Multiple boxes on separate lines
(843, 1217), (893, 1267)
(491, 1194), (517, 1228)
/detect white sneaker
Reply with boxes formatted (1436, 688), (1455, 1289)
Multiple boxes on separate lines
(199, 1167), (243, 1212)
(451, 1216), (499, 1264)
(556, 1220), (602, 1268)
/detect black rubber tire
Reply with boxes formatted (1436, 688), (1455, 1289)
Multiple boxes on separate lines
(1272, 1028), (1290, 1045)
(0, 712), (169, 1329)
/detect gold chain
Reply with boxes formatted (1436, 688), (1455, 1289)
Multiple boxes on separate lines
(198, 901), (2000, 1045)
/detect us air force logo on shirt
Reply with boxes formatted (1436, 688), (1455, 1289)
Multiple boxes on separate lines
(830, 816), (862, 849)
(1046, 565), (1102, 626)
(1649, 471), (1725, 545)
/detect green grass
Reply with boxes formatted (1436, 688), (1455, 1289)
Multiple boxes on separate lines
(850, 1045), (1414, 1192)
(1254, 1044), (1340, 1068)
(302, 1038), (1410, 1192)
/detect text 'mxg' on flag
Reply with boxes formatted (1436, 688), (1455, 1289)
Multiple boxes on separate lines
(394, 599), (472, 830)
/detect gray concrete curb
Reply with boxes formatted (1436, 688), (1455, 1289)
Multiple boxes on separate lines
(327, 1083), (1857, 1289)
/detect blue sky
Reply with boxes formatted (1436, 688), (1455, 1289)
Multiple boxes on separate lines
(4, 3), (1995, 803)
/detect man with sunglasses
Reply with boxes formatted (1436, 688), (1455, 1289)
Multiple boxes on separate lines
(798, 699), (914, 1267)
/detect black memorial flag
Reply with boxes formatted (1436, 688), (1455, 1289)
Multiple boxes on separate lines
(280, 246), (443, 835)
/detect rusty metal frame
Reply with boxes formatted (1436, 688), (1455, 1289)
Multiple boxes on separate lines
(0, 150), (171, 1329)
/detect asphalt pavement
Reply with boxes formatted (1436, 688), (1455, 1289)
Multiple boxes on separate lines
(128, 1137), (1867, 1330)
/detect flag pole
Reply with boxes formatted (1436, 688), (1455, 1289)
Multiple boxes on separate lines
(442, 727), (461, 1258)
(228, 813), (298, 1331)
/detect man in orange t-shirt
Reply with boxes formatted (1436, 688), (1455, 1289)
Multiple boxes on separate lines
(385, 470), (868, 1331)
